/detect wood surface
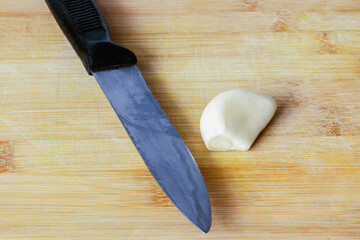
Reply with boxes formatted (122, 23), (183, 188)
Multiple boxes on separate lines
(0, 0), (359, 239)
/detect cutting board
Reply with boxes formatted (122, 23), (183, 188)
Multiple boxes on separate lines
(0, 0), (359, 239)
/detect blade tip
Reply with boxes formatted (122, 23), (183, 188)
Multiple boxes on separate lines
(201, 227), (211, 234)
(196, 218), (212, 234)
(200, 225), (211, 234)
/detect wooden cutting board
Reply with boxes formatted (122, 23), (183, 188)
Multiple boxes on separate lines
(0, 0), (359, 239)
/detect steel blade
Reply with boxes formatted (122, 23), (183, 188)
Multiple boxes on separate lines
(93, 65), (211, 233)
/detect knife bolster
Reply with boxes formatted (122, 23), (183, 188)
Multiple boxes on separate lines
(85, 41), (137, 75)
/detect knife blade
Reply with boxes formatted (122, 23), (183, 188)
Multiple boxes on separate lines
(45, 0), (211, 233)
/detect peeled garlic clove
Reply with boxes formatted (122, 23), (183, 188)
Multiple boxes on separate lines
(200, 89), (277, 151)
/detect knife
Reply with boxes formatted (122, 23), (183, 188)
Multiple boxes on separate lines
(45, 0), (211, 233)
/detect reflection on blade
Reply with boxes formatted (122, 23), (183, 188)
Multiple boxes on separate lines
(93, 65), (211, 233)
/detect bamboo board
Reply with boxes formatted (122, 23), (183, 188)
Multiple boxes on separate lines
(0, 0), (359, 239)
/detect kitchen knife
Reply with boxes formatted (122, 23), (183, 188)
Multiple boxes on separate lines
(45, 0), (211, 233)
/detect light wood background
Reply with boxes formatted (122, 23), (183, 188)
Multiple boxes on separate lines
(0, 0), (359, 239)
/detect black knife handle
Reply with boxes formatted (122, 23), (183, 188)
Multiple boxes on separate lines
(45, 0), (137, 75)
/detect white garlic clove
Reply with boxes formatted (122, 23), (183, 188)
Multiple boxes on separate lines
(200, 89), (277, 151)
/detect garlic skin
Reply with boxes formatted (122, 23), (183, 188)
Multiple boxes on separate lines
(200, 89), (277, 151)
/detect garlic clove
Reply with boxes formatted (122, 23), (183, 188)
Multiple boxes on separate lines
(200, 89), (277, 151)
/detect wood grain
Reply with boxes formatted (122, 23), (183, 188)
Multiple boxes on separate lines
(0, 0), (359, 239)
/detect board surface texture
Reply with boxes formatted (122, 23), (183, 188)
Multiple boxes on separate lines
(0, 0), (359, 239)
